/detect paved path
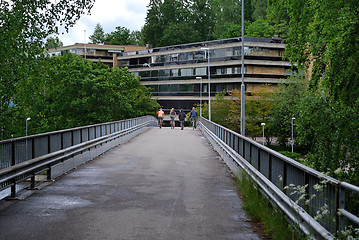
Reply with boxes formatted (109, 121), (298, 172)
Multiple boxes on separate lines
(0, 127), (262, 240)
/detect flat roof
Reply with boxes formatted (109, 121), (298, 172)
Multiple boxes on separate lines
(47, 43), (146, 53)
(121, 36), (286, 57)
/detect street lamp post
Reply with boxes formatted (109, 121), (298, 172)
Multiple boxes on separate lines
(26, 117), (31, 160)
(240, 0), (245, 136)
(201, 47), (211, 121)
(261, 123), (266, 145)
(291, 117), (296, 152)
(196, 77), (202, 117)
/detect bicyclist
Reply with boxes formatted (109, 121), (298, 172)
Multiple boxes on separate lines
(190, 107), (198, 130)
(178, 109), (186, 130)
(169, 108), (176, 129)
(157, 108), (165, 128)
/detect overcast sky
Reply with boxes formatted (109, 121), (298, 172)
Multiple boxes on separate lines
(58, 0), (150, 46)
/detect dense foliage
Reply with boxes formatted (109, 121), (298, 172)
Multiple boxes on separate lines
(0, 0), (94, 139)
(201, 89), (272, 139)
(0, 1), (159, 140)
(89, 23), (143, 45)
(11, 53), (159, 137)
(268, 75), (306, 146)
(142, 0), (274, 47)
(268, 0), (359, 107)
(267, 0), (359, 186)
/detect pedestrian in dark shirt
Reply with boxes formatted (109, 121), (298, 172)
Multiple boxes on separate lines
(178, 109), (186, 130)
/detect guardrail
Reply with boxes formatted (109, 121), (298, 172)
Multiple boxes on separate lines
(199, 117), (359, 239)
(0, 116), (157, 199)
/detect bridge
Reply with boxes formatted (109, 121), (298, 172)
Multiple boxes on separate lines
(0, 116), (358, 239)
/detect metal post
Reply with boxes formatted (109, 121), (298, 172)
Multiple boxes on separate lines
(261, 123), (265, 145)
(201, 47), (210, 121)
(291, 117), (295, 152)
(240, 0), (245, 136)
(196, 77), (202, 117)
(26, 117), (31, 160)
(84, 30), (87, 59)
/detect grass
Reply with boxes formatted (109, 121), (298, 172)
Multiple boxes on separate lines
(236, 172), (302, 240)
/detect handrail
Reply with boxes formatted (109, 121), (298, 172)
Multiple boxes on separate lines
(0, 116), (157, 198)
(198, 116), (359, 239)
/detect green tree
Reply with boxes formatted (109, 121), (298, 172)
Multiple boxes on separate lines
(13, 53), (159, 136)
(142, 0), (271, 46)
(268, 75), (306, 146)
(246, 18), (273, 38)
(211, 0), (243, 39)
(219, 22), (242, 39)
(191, 0), (215, 41)
(130, 30), (144, 46)
(142, 0), (163, 47)
(89, 23), (106, 44)
(0, 0), (94, 139)
(228, 88), (272, 138)
(105, 26), (141, 45)
(267, 0), (359, 106)
(251, 0), (268, 21)
(296, 91), (359, 186)
(45, 37), (63, 49)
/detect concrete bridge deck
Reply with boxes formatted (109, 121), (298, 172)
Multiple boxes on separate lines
(0, 127), (262, 240)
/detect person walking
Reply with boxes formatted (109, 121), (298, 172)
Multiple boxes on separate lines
(190, 107), (198, 130)
(157, 108), (165, 128)
(169, 108), (176, 129)
(178, 109), (186, 130)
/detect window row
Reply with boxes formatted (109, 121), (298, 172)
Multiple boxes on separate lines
(147, 83), (240, 93)
(135, 67), (246, 79)
(150, 47), (284, 64)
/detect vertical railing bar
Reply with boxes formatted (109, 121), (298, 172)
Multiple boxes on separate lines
(10, 141), (16, 198)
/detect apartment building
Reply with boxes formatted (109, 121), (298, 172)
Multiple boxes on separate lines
(117, 37), (292, 112)
(47, 43), (146, 68)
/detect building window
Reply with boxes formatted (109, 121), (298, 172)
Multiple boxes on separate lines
(233, 47), (241, 56)
(148, 85), (158, 92)
(152, 55), (168, 63)
(170, 54), (179, 62)
(151, 70), (159, 78)
(194, 51), (205, 60)
(159, 70), (170, 77)
(159, 85), (170, 92)
(181, 68), (193, 77)
(216, 68), (225, 75)
(170, 84), (179, 92)
(203, 84), (208, 93)
(213, 48), (232, 58)
(233, 67), (246, 74)
(179, 84), (193, 92)
(122, 60), (130, 66)
(139, 71), (151, 78)
(179, 52), (193, 61)
(171, 69), (180, 77)
(195, 67), (206, 76)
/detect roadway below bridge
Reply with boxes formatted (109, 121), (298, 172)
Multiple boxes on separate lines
(0, 127), (263, 240)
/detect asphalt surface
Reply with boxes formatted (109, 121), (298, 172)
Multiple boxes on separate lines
(0, 127), (262, 240)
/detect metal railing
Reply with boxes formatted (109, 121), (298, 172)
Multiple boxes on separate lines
(0, 116), (157, 198)
(199, 117), (359, 239)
